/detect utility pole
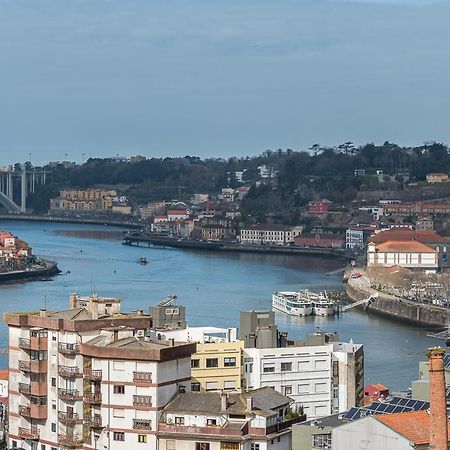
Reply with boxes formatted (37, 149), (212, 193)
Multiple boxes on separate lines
(82, 153), (86, 165)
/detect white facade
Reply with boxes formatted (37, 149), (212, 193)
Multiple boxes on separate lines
(153, 326), (238, 344)
(243, 342), (363, 420)
(240, 226), (303, 245)
(332, 416), (414, 450)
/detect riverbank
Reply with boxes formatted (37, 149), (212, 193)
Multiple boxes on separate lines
(344, 269), (449, 329)
(0, 213), (141, 229)
(123, 232), (352, 260)
(0, 259), (60, 283)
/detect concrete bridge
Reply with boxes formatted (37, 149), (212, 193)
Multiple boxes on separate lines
(0, 166), (47, 212)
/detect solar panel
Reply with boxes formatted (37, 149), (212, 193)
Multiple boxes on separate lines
(444, 353), (450, 369)
(343, 407), (361, 421)
(446, 387), (450, 399)
(397, 398), (409, 406)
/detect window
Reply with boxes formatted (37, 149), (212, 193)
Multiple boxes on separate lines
(41, 445), (46, 450)
(206, 381), (218, 391)
(312, 434), (332, 448)
(166, 440), (176, 450)
(51, 448), (57, 450)
(195, 444), (210, 450)
(298, 383), (309, 394)
(138, 435), (147, 443)
(191, 359), (200, 368)
(263, 363), (275, 373)
(250, 444), (260, 450)
(191, 382), (200, 392)
(245, 363), (253, 373)
(174, 416), (185, 425)
(281, 385), (292, 395)
(113, 432), (125, 441)
(224, 380), (236, 390)
(30, 350), (47, 361)
(207, 418), (217, 426)
(51, 377), (56, 387)
(51, 422), (56, 432)
(11, 441), (17, 448)
(298, 360), (310, 371)
(315, 359), (328, 371)
(224, 357), (236, 367)
(114, 385), (125, 394)
(221, 443), (239, 450)
(113, 409), (125, 418)
(52, 400), (56, 410)
(280, 362), (292, 372)
(315, 382), (327, 393)
(206, 358), (218, 368)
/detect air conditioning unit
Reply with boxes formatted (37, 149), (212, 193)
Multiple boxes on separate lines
(136, 330), (145, 338)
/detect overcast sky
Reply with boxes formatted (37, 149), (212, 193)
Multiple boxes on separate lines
(1, 0), (449, 164)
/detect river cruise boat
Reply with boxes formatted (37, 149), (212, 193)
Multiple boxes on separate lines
(272, 291), (313, 316)
(272, 290), (336, 317)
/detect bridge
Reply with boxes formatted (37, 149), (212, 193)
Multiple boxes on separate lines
(0, 166), (48, 213)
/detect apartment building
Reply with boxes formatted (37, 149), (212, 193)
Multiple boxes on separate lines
(158, 388), (304, 450)
(239, 225), (303, 245)
(155, 326), (245, 393)
(5, 293), (196, 450)
(49, 189), (117, 213)
(244, 333), (364, 419)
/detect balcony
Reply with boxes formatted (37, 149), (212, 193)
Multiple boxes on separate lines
(59, 411), (83, 425)
(84, 392), (102, 404)
(18, 360), (30, 372)
(133, 371), (152, 383)
(58, 388), (83, 401)
(58, 342), (80, 355)
(59, 366), (83, 378)
(18, 338), (31, 349)
(29, 359), (48, 373)
(30, 381), (47, 396)
(84, 368), (102, 380)
(19, 426), (39, 440)
(85, 414), (103, 428)
(58, 434), (83, 448)
(30, 334), (48, 351)
(18, 382), (31, 395)
(133, 395), (152, 407)
(133, 419), (152, 430)
(19, 404), (47, 420)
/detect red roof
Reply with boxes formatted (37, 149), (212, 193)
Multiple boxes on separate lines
(370, 229), (448, 244)
(376, 410), (450, 445)
(373, 240), (437, 253)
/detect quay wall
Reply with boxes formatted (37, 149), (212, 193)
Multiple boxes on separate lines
(0, 260), (60, 283)
(345, 281), (449, 329)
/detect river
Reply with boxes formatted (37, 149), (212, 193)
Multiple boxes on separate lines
(0, 220), (439, 390)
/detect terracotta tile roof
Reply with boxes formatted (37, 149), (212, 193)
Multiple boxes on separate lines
(370, 230), (448, 244)
(373, 240), (437, 253)
(368, 383), (388, 391)
(376, 410), (450, 445)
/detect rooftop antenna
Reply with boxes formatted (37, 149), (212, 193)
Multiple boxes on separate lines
(44, 295), (47, 310)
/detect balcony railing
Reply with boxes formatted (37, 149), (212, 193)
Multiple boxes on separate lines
(133, 371), (152, 383)
(18, 360), (30, 372)
(58, 342), (80, 355)
(58, 388), (83, 401)
(19, 426), (39, 440)
(20, 403), (47, 420)
(133, 419), (152, 430)
(133, 395), (152, 407)
(84, 415), (103, 428)
(18, 338), (31, 349)
(18, 382), (31, 395)
(84, 392), (102, 404)
(58, 434), (83, 448)
(58, 411), (83, 425)
(83, 368), (102, 380)
(59, 366), (83, 378)
(18, 405), (31, 417)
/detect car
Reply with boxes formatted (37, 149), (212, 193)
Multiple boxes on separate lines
(351, 272), (362, 279)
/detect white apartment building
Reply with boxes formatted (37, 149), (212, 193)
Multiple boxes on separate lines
(6, 293), (196, 450)
(152, 326), (238, 344)
(240, 225), (303, 245)
(243, 339), (364, 419)
(158, 388), (301, 450)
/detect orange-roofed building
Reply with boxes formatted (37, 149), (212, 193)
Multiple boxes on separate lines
(364, 383), (389, 404)
(0, 369), (8, 399)
(333, 410), (450, 450)
(367, 240), (438, 269)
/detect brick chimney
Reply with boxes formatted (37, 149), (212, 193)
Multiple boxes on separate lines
(427, 347), (448, 450)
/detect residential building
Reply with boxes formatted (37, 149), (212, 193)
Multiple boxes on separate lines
(364, 383), (389, 403)
(293, 234), (344, 249)
(384, 202), (450, 216)
(367, 241), (438, 269)
(49, 189), (118, 213)
(192, 194), (209, 204)
(345, 226), (377, 250)
(219, 188), (236, 203)
(167, 209), (189, 221)
(5, 293), (196, 450)
(239, 225), (303, 245)
(243, 332), (364, 419)
(426, 172), (449, 183)
(415, 217), (434, 231)
(149, 296), (187, 329)
(354, 169), (366, 176)
(307, 200), (333, 215)
(158, 388), (304, 450)
(200, 225), (236, 241)
(0, 231), (32, 271)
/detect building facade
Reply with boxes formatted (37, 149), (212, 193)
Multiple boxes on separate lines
(239, 225), (303, 245)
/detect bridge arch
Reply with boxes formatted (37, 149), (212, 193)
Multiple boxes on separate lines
(0, 192), (21, 213)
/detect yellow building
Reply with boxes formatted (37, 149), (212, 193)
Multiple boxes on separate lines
(191, 340), (245, 392)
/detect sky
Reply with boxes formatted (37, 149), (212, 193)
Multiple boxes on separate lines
(0, 0), (449, 164)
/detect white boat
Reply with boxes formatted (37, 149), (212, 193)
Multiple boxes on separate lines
(272, 291), (313, 317)
(272, 290), (336, 317)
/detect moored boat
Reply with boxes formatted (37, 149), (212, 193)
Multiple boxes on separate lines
(272, 289), (337, 317)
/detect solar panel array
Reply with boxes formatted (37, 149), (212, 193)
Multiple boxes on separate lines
(343, 396), (430, 421)
(444, 353), (450, 369)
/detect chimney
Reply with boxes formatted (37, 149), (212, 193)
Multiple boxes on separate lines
(39, 309), (47, 317)
(246, 396), (253, 411)
(427, 347), (448, 450)
(220, 391), (228, 412)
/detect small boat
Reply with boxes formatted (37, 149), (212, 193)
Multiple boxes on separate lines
(138, 257), (148, 265)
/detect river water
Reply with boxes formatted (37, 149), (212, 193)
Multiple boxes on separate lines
(0, 221), (439, 390)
